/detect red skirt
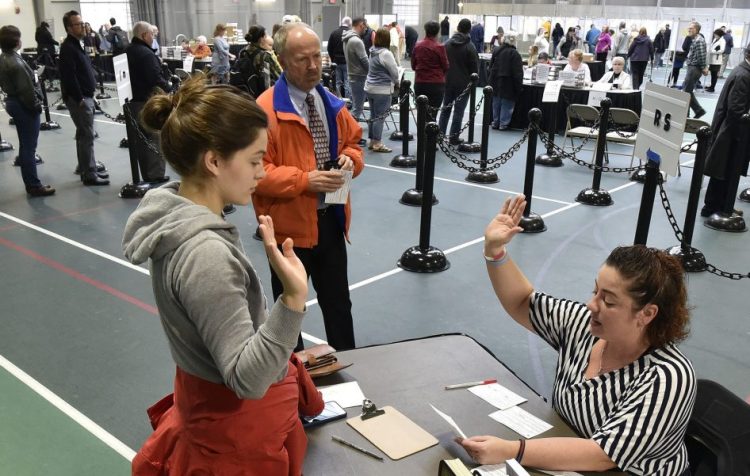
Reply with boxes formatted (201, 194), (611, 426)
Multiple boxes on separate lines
(132, 355), (323, 476)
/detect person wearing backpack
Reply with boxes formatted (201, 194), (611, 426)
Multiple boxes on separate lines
(105, 17), (129, 55)
(232, 25), (281, 97)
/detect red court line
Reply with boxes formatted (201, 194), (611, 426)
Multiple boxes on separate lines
(0, 236), (158, 315)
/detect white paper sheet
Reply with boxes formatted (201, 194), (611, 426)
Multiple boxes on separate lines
(488, 406), (553, 439)
(429, 404), (467, 438)
(473, 463), (582, 476)
(325, 169), (353, 205)
(587, 82), (612, 107)
(468, 383), (527, 410)
(542, 81), (563, 103)
(318, 381), (366, 408)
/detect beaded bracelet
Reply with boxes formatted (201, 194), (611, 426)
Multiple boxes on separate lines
(484, 248), (510, 267)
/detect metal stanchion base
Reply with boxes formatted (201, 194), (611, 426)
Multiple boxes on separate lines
(0, 140), (13, 152)
(94, 108), (103, 115)
(739, 188), (750, 203)
(704, 213), (747, 232)
(466, 170), (499, 184)
(630, 168), (647, 183)
(666, 245), (707, 272)
(252, 226), (262, 241)
(9, 118), (15, 125)
(520, 213), (547, 233)
(397, 245), (450, 273)
(120, 138), (129, 148)
(458, 142), (481, 153)
(389, 131), (414, 141)
(56, 103), (68, 111)
(223, 204), (236, 215)
(400, 188), (438, 207)
(119, 182), (156, 199)
(576, 188), (613, 206)
(535, 152), (563, 167)
(96, 92), (112, 99)
(116, 113), (125, 122)
(40, 121), (61, 131)
(390, 154), (417, 168)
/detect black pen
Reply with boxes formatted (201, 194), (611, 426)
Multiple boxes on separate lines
(331, 435), (384, 461)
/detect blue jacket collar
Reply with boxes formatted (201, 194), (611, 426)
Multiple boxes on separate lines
(272, 73), (346, 116)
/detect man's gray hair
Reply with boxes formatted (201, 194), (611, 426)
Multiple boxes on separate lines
(690, 21), (702, 32)
(503, 30), (518, 46)
(274, 22), (318, 57)
(132, 21), (152, 39)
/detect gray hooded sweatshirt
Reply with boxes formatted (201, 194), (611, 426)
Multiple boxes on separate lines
(122, 183), (304, 399)
(343, 29), (369, 78)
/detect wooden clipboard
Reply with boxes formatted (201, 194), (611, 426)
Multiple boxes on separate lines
(347, 406), (438, 460)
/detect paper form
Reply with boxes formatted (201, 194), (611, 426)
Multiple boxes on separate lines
(319, 381), (366, 408)
(488, 406), (553, 439)
(468, 383), (527, 410)
(429, 404), (467, 439)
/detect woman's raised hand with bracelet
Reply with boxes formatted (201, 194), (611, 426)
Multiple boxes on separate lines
(484, 194), (526, 258)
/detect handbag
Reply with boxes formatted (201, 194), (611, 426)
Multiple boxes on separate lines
(294, 344), (352, 378)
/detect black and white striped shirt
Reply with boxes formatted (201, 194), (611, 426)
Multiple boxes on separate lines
(529, 292), (696, 476)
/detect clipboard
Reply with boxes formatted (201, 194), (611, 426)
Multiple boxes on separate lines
(347, 405), (438, 460)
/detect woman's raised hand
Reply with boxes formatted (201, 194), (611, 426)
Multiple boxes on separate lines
(258, 215), (307, 312)
(484, 194), (526, 257)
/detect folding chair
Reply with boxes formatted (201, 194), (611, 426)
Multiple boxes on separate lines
(174, 68), (191, 82)
(605, 107), (639, 166)
(685, 379), (750, 476)
(682, 118), (711, 155)
(562, 104), (600, 160)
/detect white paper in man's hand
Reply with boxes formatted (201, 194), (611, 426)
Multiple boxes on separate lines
(325, 169), (353, 205)
(430, 404), (467, 438)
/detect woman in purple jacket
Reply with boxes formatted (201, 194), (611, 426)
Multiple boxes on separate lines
(628, 27), (654, 90)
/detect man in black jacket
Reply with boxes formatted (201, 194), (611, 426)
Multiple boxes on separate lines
(126, 21), (169, 182)
(106, 17), (129, 56)
(440, 16), (450, 43)
(489, 31), (523, 130)
(34, 21), (58, 79)
(327, 17), (351, 99)
(58, 10), (109, 186)
(438, 18), (478, 144)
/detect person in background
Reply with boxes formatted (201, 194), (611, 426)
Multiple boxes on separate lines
(628, 27), (653, 90)
(389, 21), (400, 60)
(597, 56), (632, 90)
(212, 23), (235, 84)
(459, 195), (696, 475)
(411, 20), (449, 122)
(670, 34), (692, 87)
(191, 35), (211, 58)
(439, 18), (478, 144)
(253, 23), (364, 352)
(440, 16), (450, 43)
(653, 27), (667, 67)
(0, 25), (55, 196)
(82, 23), (101, 52)
(364, 27), (399, 153)
(613, 22), (630, 66)
(702, 44), (750, 219)
(35, 21), (58, 62)
(585, 24), (600, 54)
(536, 51), (552, 65)
(150, 25), (160, 51)
(343, 17), (369, 121)
(528, 45), (540, 67)
(327, 16), (350, 99)
(488, 31), (522, 131)
(470, 21), (484, 54)
(683, 21), (708, 118)
(243, 25), (282, 89)
(124, 75), (323, 475)
(594, 26), (611, 63)
(719, 27), (733, 78)
(705, 29), (726, 92)
(489, 25), (504, 50)
(105, 17), (129, 56)
(558, 27), (577, 59)
(405, 24), (418, 58)
(551, 23), (564, 57)
(533, 27), (549, 56)
(563, 48), (591, 85)
(261, 33), (282, 77)
(362, 19), (374, 54)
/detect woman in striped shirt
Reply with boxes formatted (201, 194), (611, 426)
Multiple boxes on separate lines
(459, 195), (696, 476)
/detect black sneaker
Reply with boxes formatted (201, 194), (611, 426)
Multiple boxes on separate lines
(26, 184), (56, 197)
(693, 109), (706, 119)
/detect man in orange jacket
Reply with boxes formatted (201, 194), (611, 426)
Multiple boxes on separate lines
(253, 23), (364, 351)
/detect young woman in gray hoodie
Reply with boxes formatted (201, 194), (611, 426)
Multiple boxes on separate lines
(123, 75), (323, 475)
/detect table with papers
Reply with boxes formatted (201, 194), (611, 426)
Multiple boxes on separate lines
(304, 334), (623, 476)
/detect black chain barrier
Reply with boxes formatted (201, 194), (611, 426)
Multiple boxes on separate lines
(437, 128), (528, 173)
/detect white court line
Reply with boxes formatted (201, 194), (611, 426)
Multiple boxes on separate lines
(49, 111), (124, 127)
(0, 353), (137, 462)
(365, 164), (573, 205)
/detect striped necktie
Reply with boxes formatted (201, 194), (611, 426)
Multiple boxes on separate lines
(306, 93), (331, 170)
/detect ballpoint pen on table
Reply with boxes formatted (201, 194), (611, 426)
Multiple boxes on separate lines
(331, 435), (384, 461)
(444, 379), (497, 390)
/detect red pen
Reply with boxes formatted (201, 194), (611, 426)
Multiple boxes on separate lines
(445, 379), (497, 390)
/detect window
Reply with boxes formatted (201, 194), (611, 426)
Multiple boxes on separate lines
(393, 0), (419, 26)
(79, 1), (133, 32)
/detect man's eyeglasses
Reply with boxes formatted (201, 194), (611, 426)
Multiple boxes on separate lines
(71, 22), (85, 27)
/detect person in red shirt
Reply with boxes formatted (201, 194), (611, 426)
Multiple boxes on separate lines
(411, 20), (449, 121)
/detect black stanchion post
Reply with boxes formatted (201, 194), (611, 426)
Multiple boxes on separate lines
(520, 108), (546, 233)
(39, 82), (61, 130)
(323, 65), (336, 95)
(95, 53), (112, 100)
(458, 73), (481, 153)
(390, 79), (414, 142)
(704, 114), (749, 232)
(535, 101), (563, 166)
(740, 188), (750, 203)
(466, 86), (498, 184)
(390, 79), (416, 167)
(119, 101), (154, 198)
(633, 152), (661, 245)
(667, 126), (711, 271)
(400, 95), (438, 206)
(576, 98), (613, 206)
(397, 122), (450, 273)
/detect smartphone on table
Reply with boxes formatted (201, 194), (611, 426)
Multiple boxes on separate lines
(302, 401), (347, 429)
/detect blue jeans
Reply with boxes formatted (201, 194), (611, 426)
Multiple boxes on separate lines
(5, 97), (42, 189)
(349, 76), (366, 121)
(492, 97), (515, 128)
(335, 63), (350, 99)
(438, 86), (470, 139)
(367, 93), (392, 141)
